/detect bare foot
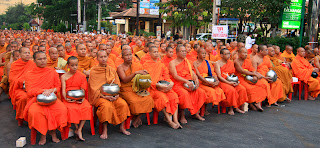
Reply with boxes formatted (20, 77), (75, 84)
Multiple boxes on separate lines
(265, 104), (271, 107)
(204, 110), (210, 115)
(39, 135), (46, 145)
(120, 125), (131, 135)
(234, 108), (245, 114)
(132, 117), (142, 128)
(249, 103), (257, 111)
(274, 102), (279, 106)
(285, 97), (291, 103)
(174, 121), (183, 129)
(179, 115), (188, 124)
(193, 113), (205, 121)
(75, 129), (85, 141)
(228, 108), (234, 115)
(308, 95), (315, 101)
(254, 103), (264, 112)
(164, 118), (179, 129)
(52, 136), (60, 143)
(100, 133), (108, 139)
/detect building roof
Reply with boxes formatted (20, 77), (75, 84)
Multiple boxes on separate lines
(111, 8), (159, 19)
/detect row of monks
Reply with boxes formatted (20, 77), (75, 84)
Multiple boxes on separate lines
(1, 30), (320, 145)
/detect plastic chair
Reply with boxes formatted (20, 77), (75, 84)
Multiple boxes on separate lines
(124, 113), (150, 129)
(289, 81), (301, 100)
(31, 127), (68, 145)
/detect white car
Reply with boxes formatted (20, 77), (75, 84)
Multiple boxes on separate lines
(192, 33), (217, 46)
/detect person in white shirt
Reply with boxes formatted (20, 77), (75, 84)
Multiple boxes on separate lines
(245, 33), (254, 49)
(166, 29), (171, 40)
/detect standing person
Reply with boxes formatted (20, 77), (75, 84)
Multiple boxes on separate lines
(166, 29), (171, 40)
(245, 33), (254, 50)
(173, 32), (180, 41)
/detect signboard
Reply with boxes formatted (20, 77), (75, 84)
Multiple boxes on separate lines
(139, 0), (160, 15)
(156, 26), (161, 39)
(280, 0), (304, 29)
(212, 25), (228, 39)
(115, 19), (126, 24)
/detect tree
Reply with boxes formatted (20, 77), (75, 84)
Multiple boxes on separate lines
(1, 3), (32, 30)
(23, 23), (31, 31)
(157, 0), (213, 39)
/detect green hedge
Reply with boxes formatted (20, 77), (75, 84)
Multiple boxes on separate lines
(256, 36), (310, 54)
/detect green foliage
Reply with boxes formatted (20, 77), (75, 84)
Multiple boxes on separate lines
(127, 32), (133, 35)
(258, 37), (309, 53)
(1, 25), (7, 30)
(139, 30), (155, 37)
(101, 21), (113, 32)
(23, 23), (31, 31)
(1, 3), (32, 30)
(55, 23), (67, 32)
(41, 20), (52, 30)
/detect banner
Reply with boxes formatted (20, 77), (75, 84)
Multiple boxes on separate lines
(139, 0), (160, 15)
(212, 25), (228, 39)
(280, 0), (304, 29)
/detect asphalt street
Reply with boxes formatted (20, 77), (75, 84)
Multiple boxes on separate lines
(0, 93), (319, 148)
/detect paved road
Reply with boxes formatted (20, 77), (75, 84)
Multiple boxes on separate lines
(0, 93), (319, 148)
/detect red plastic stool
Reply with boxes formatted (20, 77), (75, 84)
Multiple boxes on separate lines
(303, 81), (308, 100)
(153, 111), (159, 124)
(124, 113), (150, 129)
(18, 119), (23, 126)
(289, 81), (302, 100)
(30, 127), (68, 145)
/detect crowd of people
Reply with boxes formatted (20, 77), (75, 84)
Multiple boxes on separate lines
(0, 30), (319, 145)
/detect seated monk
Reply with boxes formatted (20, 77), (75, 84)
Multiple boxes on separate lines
(143, 46), (181, 129)
(88, 48), (98, 59)
(65, 42), (77, 56)
(136, 42), (153, 60)
(0, 47), (19, 96)
(204, 42), (217, 62)
(273, 45), (284, 61)
(252, 45), (284, 107)
(267, 46), (293, 103)
(159, 43), (167, 58)
(117, 48), (154, 128)
(0, 38), (6, 53)
(161, 46), (175, 68)
(248, 44), (258, 60)
(193, 48), (226, 115)
(292, 47), (320, 100)
(281, 45), (295, 63)
(234, 47), (267, 111)
(114, 45), (140, 67)
(9, 47), (36, 122)
(76, 44), (95, 77)
(23, 51), (68, 145)
(61, 56), (92, 141)
(47, 47), (67, 71)
(98, 44), (116, 69)
(57, 45), (70, 61)
(214, 48), (248, 115)
(169, 45), (206, 123)
(185, 43), (197, 62)
(133, 40), (144, 54)
(105, 42), (117, 62)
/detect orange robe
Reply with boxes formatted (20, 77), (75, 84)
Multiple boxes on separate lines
(0, 45), (6, 53)
(120, 62), (154, 115)
(268, 55), (293, 101)
(219, 60), (248, 108)
(171, 59), (206, 115)
(257, 56), (284, 104)
(23, 67), (67, 135)
(108, 53), (117, 62)
(133, 46), (144, 54)
(186, 53), (197, 63)
(235, 59), (268, 103)
(140, 53), (152, 65)
(135, 50), (147, 60)
(292, 55), (320, 98)
(0, 52), (11, 93)
(112, 46), (121, 56)
(77, 56), (95, 73)
(9, 59), (36, 120)
(281, 50), (295, 63)
(46, 58), (68, 71)
(63, 71), (91, 124)
(66, 50), (78, 57)
(88, 65), (130, 124)
(196, 60), (226, 105)
(161, 56), (175, 68)
(205, 53), (217, 62)
(143, 60), (179, 114)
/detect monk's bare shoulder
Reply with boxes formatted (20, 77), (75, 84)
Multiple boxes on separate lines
(193, 60), (201, 68)
(169, 59), (177, 67)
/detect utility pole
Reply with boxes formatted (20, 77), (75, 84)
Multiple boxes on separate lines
(308, 0), (319, 48)
(136, 0), (140, 36)
(77, 0), (81, 32)
(212, 0), (216, 25)
(97, 1), (102, 34)
(83, 0), (87, 32)
(299, 0), (306, 47)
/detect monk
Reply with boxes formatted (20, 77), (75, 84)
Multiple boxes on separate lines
(136, 42), (153, 60)
(267, 46), (293, 102)
(292, 47), (320, 100)
(57, 45), (70, 61)
(47, 47), (67, 70)
(117, 48), (154, 128)
(115, 45), (140, 67)
(0, 38), (6, 53)
(159, 43), (167, 58)
(98, 44), (117, 69)
(234, 47), (267, 111)
(161, 46), (175, 68)
(252, 45), (284, 106)
(185, 43), (197, 62)
(65, 42), (77, 56)
(273, 45), (284, 61)
(214, 48), (248, 115)
(281, 45), (295, 63)
(133, 40), (144, 54)
(38, 46), (46, 53)
(143, 46), (181, 129)
(76, 44), (95, 77)
(0, 46), (16, 96)
(61, 56), (92, 141)
(193, 48), (226, 114)
(88, 48), (98, 59)
(248, 44), (258, 60)
(104, 43), (117, 62)
(169, 45), (206, 123)
(9, 47), (36, 122)
(204, 42), (216, 62)
(23, 51), (68, 145)
(140, 44), (155, 65)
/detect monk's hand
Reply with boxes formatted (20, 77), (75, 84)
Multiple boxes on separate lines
(112, 95), (119, 101)
(55, 67), (62, 70)
(101, 94), (114, 101)
(135, 70), (148, 75)
(255, 73), (263, 79)
(265, 77), (273, 83)
(313, 68), (319, 73)
(186, 81), (194, 89)
(42, 89), (54, 97)
(229, 82), (238, 87)
(252, 76), (258, 82)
